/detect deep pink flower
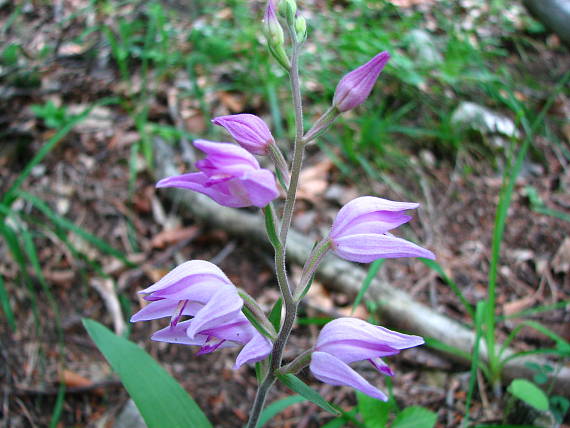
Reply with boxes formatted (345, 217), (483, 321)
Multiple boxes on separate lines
(156, 140), (279, 208)
(212, 114), (275, 155)
(329, 196), (435, 263)
(310, 318), (424, 400)
(333, 51), (390, 112)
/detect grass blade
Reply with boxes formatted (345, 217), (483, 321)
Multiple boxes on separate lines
(420, 258), (475, 319)
(0, 275), (16, 331)
(21, 192), (134, 267)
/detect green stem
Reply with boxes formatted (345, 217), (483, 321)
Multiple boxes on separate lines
(247, 24), (306, 427)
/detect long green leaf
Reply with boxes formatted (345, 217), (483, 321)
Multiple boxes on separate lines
(258, 395), (305, 427)
(276, 374), (339, 416)
(83, 319), (212, 428)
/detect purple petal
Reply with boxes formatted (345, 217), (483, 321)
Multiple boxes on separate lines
(332, 233), (435, 263)
(138, 260), (232, 297)
(333, 51), (390, 112)
(370, 358), (394, 376)
(331, 211), (412, 238)
(186, 286), (243, 339)
(239, 169), (280, 208)
(151, 320), (206, 346)
(200, 315), (253, 344)
(331, 197), (419, 238)
(130, 299), (201, 323)
(194, 139), (260, 172)
(316, 318), (424, 363)
(212, 114), (274, 155)
(234, 332), (273, 369)
(310, 351), (388, 401)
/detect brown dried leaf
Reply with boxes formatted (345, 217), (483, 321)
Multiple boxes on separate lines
(150, 226), (199, 249)
(297, 158), (333, 203)
(61, 369), (93, 389)
(552, 237), (570, 274)
(217, 91), (245, 113)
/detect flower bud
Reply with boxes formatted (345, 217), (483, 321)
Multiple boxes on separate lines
(333, 51), (391, 112)
(295, 16), (307, 43)
(212, 114), (274, 155)
(278, 0), (297, 25)
(264, 0), (284, 46)
(263, 1), (291, 70)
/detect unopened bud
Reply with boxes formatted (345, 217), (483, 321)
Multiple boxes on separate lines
(295, 16), (307, 42)
(333, 51), (391, 112)
(278, 0), (297, 25)
(264, 1), (284, 46)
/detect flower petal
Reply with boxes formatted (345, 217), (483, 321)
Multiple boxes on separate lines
(130, 299), (201, 322)
(212, 114), (274, 155)
(194, 139), (260, 172)
(234, 332), (273, 369)
(332, 233), (435, 263)
(186, 285), (243, 339)
(151, 320), (206, 346)
(138, 260), (232, 296)
(331, 196), (419, 238)
(310, 351), (388, 401)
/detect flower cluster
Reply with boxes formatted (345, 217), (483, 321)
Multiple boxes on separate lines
(131, 260), (272, 368)
(132, 2), (437, 420)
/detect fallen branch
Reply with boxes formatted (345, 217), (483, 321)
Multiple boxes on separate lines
(154, 139), (570, 396)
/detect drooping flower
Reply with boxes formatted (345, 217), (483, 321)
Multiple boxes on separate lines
(333, 51), (390, 112)
(131, 260), (272, 368)
(309, 317), (424, 400)
(156, 140), (279, 208)
(212, 114), (275, 155)
(329, 196), (435, 263)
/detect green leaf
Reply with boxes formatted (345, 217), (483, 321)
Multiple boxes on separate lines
(276, 374), (339, 416)
(391, 406), (437, 428)
(357, 390), (392, 427)
(268, 297), (283, 331)
(258, 395), (305, 427)
(508, 379), (549, 412)
(352, 259), (384, 314)
(83, 319), (212, 428)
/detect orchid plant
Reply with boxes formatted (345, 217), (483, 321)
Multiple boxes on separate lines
(131, 1), (435, 426)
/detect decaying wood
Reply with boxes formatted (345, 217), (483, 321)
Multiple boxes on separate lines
(154, 139), (570, 396)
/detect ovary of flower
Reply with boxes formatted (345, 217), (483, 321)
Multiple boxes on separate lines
(156, 139), (279, 208)
(333, 51), (391, 112)
(309, 318), (424, 400)
(328, 196), (435, 263)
